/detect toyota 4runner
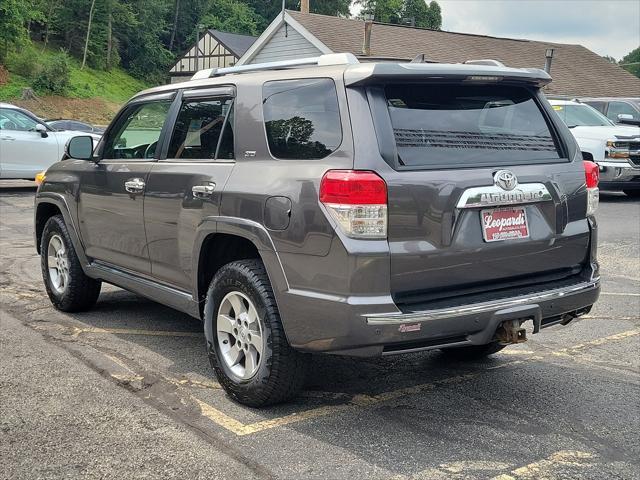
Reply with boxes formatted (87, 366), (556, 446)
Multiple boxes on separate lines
(35, 54), (601, 406)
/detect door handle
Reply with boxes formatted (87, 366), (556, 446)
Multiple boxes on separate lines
(0, 136), (16, 141)
(125, 178), (145, 194)
(192, 183), (215, 198)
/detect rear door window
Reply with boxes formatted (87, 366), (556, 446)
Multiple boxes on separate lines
(167, 97), (234, 160)
(384, 84), (562, 168)
(262, 78), (342, 159)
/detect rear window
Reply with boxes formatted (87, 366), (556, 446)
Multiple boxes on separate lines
(385, 84), (562, 168)
(263, 78), (342, 159)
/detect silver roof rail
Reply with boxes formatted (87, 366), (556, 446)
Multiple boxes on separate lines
(191, 53), (359, 80)
(463, 59), (506, 67)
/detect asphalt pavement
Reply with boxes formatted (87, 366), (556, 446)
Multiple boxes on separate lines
(1, 180), (638, 480)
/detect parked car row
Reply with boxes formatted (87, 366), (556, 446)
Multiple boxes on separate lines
(548, 99), (640, 197)
(0, 103), (102, 180)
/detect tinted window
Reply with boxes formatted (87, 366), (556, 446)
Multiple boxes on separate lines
(263, 78), (342, 159)
(103, 101), (171, 160)
(607, 101), (639, 121)
(385, 84), (562, 168)
(552, 103), (612, 127)
(168, 98), (234, 160)
(0, 108), (39, 131)
(583, 101), (606, 113)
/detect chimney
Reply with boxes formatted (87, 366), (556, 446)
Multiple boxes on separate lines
(544, 48), (555, 74)
(301, 0), (309, 14)
(363, 13), (374, 56)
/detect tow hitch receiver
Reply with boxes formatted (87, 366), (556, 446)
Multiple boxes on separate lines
(496, 319), (528, 344)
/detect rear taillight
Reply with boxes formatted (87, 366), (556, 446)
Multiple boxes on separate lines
(583, 160), (599, 216)
(319, 170), (387, 239)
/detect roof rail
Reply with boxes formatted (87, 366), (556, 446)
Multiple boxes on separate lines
(191, 53), (359, 80)
(463, 59), (506, 67)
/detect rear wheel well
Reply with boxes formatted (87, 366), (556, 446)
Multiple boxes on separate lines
(582, 151), (594, 161)
(35, 203), (62, 253)
(197, 234), (260, 314)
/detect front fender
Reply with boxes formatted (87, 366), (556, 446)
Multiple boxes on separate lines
(34, 193), (89, 267)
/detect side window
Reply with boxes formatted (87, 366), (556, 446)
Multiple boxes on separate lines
(102, 101), (171, 160)
(585, 101), (605, 114)
(167, 97), (234, 160)
(607, 101), (639, 121)
(0, 108), (39, 131)
(262, 78), (342, 159)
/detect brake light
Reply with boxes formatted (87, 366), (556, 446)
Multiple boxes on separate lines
(584, 161), (599, 188)
(583, 160), (599, 216)
(320, 170), (387, 239)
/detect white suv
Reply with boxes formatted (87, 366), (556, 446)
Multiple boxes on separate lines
(549, 99), (640, 197)
(0, 103), (101, 180)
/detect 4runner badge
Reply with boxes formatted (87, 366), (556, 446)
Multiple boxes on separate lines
(494, 170), (518, 191)
(399, 323), (421, 333)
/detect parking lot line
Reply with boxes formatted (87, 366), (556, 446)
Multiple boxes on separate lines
(489, 450), (595, 479)
(552, 329), (640, 356)
(600, 292), (640, 296)
(71, 326), (203, 338)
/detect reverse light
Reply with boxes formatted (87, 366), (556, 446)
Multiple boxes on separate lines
(583, 160), (599, 216)
(320, 170), (387, 239)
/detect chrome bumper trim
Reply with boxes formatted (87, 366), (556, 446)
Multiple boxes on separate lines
(365, 280), (599, 325)
(456, 182), (553, 209)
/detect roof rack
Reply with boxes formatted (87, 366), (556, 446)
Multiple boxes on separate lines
(463, 59), (505, 67)
(191, 53), (359, 80)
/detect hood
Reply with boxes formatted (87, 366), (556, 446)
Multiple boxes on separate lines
(570, 125), (640, 142)
(54, 130), (102, 142)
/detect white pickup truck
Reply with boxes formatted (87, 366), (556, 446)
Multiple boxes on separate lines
(549, 99), (640, 197)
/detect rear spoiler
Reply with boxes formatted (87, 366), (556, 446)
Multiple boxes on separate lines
(343, 63), (552, 87)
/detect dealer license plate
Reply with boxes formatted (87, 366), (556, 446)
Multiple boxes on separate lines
(481, 207), (529, 242)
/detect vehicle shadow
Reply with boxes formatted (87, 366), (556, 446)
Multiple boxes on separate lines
(71, 287), (513, 399)
(57, 288), (637, 478)
(599, 191), (638, 203)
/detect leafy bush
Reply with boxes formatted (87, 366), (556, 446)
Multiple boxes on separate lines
(6, 45), (42, 79)
(33, 51), (71, 94)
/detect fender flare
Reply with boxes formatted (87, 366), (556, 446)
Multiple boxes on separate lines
(193, 216), (291, 349)
(35, 193), (90, 267)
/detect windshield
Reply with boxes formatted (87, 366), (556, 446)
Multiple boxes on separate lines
(385, 84), (562, 168)
(552, 103), (613, 127)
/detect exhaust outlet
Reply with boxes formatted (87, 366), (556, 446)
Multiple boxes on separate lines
(495, 319), (528, 344)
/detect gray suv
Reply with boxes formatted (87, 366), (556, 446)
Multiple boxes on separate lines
(35, 54), (601, 406)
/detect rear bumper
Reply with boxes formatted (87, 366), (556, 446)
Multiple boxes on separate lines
(284, 276), (600, 356)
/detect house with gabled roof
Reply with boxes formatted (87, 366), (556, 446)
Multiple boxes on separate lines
(169, 29), (257, 83)
(237, 9), (640, 98)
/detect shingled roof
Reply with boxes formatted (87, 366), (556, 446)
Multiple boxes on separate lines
(286, 10), (640, 98)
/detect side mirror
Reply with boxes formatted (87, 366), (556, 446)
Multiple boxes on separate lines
(35, 123), (49, 138)
(66, 135), (94, 161)
(617, 113), (638, 125)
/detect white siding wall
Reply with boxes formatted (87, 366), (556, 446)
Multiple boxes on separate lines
(250, 24), (322, 64)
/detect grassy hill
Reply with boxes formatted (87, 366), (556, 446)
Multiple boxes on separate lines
(0, 45), (150, 125)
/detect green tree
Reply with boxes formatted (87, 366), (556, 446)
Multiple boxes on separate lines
(620, 47), (640, 78)
(0, 0), (31, 60)
(200, 0), (261, 36)
(356, 0), (442, 28)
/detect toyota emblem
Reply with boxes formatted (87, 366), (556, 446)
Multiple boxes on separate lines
(494, 170), (518, 191)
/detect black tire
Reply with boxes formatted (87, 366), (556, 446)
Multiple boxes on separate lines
(440, 342), (506, 360)
(40, 215), (101, 312)
(623, 189), (640, 198)
(204, 259), (308, 407)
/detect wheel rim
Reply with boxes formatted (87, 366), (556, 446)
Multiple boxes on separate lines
(47, 234), (69, 295)
(216, 291), (264, 380)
